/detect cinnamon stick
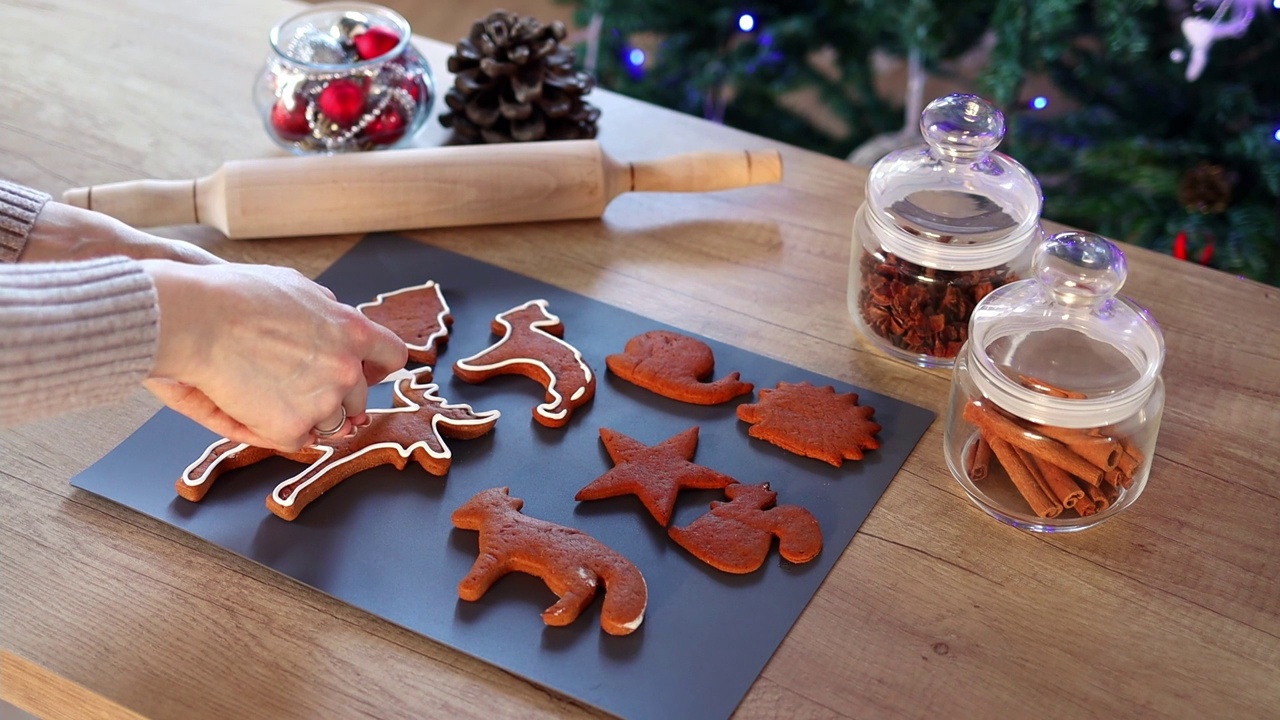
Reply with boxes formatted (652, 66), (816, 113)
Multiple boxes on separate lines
(988, 438), (1061, 519)
(971, 437), (992, 481)
(1116, 450), (1139, 477)
(1017, 374), (1088, 400)
(1102, 482), (1120, 506)
(1103, 468), (1133, 489)
(1031, 456), (1085, 509)
(1074, 490), (1098, 517)
(962, 401), (1105, 486)
(1028, 423), (1121, 471)
(1016, 448), (1061, 510)
(1117, 439), (1143, 481)
(1085, 482), (1111, 512)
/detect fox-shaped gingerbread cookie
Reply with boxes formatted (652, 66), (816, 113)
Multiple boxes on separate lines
(451, 487), (648, 636)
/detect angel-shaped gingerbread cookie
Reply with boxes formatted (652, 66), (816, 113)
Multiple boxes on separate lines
(668, 482), (822, 574)
(177, 367), (500, 520)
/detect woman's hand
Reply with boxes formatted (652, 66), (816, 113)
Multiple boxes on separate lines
(21, 201), (223, 266)
(140, 259), (408, 451)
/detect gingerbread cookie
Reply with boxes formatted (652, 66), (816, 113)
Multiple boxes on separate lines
(736, 381), (880, 467)
(668, 482), (822, 573)
(357, 280), (452, 364)
(575, 426), (736, 527)
(606, 330), (753, 405)
(453, 299), (595, 428)
(177, 367), (500, 521)
(451, 487), (648, 636)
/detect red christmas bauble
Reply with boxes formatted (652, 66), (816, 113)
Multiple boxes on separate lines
(318, 80), (366, 126)
(366, 106), (406, 145)
(269, 99), (310, 139)
(354, 26), (401, 60)
(1172, 230), (1188, 261)
(399, 77), (421, 103)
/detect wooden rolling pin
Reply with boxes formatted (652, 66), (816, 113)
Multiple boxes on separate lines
(61, 140), (782, 239)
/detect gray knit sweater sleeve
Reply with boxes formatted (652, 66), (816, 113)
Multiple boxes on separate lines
(1, 181), (51, 263)
(1, 180), (159, 426)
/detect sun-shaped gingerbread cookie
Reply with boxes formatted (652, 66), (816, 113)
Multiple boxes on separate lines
(575, 426), (736, 527)
(736, 381), (880, 467)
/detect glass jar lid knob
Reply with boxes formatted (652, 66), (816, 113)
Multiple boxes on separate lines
(1034, 231), (1128, 307)
(921, 94), (1006, 161)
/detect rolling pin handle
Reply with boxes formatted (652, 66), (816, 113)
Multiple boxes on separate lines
(60, 179), (199, 229)
(62, 186), (90, 209)
(627, 149), (783, 195)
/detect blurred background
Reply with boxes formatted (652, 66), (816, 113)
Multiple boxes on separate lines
(342, 0), (1279, 285)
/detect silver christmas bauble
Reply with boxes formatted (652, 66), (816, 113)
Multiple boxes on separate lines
(287, 27), (351, 65)
(333, 12), (371, 44)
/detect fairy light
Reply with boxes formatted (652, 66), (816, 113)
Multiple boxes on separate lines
(1273, 127), (1280, 142)
(627, 48), (646, 67)
(738, 13), (756, 32)
(1031, 96), (1049, 110)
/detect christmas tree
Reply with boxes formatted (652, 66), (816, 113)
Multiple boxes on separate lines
(565, 0), (1280, 284)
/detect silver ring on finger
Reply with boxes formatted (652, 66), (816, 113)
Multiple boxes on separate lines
(313, 406), (347, 437)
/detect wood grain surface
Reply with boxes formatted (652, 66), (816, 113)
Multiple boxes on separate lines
(2, 1), (1278, 718)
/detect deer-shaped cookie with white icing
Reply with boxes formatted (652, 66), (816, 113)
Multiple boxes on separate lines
(452, 299), (595, 428)
(177, 367), (500, 520)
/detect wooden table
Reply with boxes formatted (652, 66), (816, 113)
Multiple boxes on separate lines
(3, 1), (1278, 718)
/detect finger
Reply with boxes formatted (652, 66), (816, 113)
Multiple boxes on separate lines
(144, 379), (283, 450)
(124, 227), (225, 266)
(174, 243), (225, 266)
(312, 406), (350, 439)
(341, 377), (370, 430)
(359, 320), (410, 382)
(318, 284), (337, 302)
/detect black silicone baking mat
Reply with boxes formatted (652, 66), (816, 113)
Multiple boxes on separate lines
(72, 233), (935, 720)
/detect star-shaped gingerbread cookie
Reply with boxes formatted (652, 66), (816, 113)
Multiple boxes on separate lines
(736, 381), (880, 467)
(575, 426), (736, 527)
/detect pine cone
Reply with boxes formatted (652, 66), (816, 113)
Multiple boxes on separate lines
(439, 11), (600, 143)
(1177, 162), (1234, 214)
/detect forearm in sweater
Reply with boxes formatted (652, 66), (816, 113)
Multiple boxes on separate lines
(1, 179), (51, 263)
(1, 177), (161, 425)
(0, 256), (158, 425)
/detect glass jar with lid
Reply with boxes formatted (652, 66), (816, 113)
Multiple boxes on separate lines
(848, 94), (1044, 367)
(943, 231), (1166, 532)
(253, 2), (435, 154)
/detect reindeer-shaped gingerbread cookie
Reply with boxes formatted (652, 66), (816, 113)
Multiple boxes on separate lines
(451, 487), (648, 636)
(453, 299), (595, 428)
(668, 482), (822, 574)
(177, 367), (500, 521)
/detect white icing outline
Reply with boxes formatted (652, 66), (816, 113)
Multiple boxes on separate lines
(356, 280), (450, 357)
(454, 299), (594, 422)
(180, 367), (500, 508)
